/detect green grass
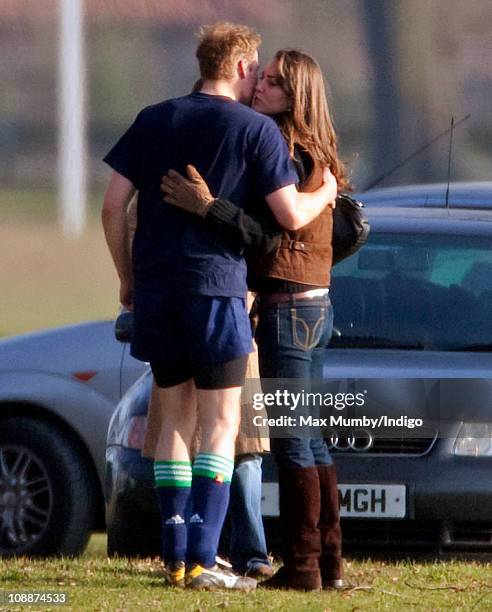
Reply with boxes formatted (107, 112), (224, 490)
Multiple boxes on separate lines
(1, 188), (120, 337)
(0, 534), (491, 611)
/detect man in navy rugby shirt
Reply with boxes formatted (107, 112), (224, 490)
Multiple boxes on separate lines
(102, 22), (335, 590)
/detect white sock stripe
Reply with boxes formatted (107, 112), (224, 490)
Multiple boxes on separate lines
(193, 458), (234, 472)
(154, 477), (192, 483)
(153, 462), (192, 468)
(193, 460), (234, 477)
(154, 465), (191, 472)
(154, 472), (192, 478)
(194, 455), (234, 470)
(197, 453), (234, 466)
(154, 477), (192, 482)
(154, 468), (191, 476)
(154, 465), (191, 473)
(154, 470), (191, 478)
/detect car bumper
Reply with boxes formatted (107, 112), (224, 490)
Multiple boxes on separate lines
(330, 437), (492, 552)
(262, 437), (492, 552)
(106, 440), (492, 554)
(331, 437), (492, 521)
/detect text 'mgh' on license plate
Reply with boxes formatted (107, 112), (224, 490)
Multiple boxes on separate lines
(260, 483), (406, 518)
(338, 484), (406, 518)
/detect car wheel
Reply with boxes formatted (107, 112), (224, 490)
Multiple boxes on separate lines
(0, 416), (96, 557)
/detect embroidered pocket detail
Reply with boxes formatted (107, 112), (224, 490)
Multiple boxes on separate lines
(291, 307), (326, 350)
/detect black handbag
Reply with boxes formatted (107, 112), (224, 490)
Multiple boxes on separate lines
(332, 193), (370, 264)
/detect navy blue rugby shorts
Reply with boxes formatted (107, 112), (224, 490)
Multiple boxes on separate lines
(131, 293), (252, 389)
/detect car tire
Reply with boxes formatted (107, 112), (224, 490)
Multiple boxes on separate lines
(0, 416), (96, 558)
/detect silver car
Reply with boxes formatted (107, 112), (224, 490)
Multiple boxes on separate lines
(0, 320), (146, 557)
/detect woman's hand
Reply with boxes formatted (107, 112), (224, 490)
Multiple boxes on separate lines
(161, 165), (215, 218)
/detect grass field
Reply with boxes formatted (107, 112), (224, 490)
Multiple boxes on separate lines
(1, 191), (119, 337)
(1, 534), (491, 611)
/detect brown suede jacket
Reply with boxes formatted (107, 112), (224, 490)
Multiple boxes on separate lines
(203, 148), (333, 290)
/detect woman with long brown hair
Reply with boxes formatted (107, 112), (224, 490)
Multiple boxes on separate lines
(162, 48), (348, 591)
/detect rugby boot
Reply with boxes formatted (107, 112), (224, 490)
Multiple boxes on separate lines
(163, 560), (186, 588)
(186, 557), (257, 591)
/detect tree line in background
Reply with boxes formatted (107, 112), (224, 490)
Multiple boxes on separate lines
(1, 0), (490, 197)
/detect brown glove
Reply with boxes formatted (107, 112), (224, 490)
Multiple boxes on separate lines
(161, 165), (215, 218)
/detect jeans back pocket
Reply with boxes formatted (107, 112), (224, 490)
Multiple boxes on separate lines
(291, 307), (326, 351)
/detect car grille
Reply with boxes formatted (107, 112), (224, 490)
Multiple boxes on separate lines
(327, 433), (437, 455)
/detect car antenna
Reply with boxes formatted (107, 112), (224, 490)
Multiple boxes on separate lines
(363, 113), (470, 191)
(445, 116), (454, 209)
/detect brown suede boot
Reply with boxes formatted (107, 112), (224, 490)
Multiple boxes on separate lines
(317, 464), (344, 589)
(261, 466), (322, 591)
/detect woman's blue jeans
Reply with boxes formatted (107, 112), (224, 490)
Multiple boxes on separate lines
(255, 295), (334, 469)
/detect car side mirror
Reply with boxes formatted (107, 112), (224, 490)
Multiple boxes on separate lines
(114, 311), (133, 343)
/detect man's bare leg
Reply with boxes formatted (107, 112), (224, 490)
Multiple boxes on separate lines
(186, 387), (242, 569)
(152, 379), (197, 580)
(197, 387), (242, 457)
(154, 379), (197, 461)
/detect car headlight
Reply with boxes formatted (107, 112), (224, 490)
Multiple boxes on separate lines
(454, 423), (492, 456)
(122, 415), (148, 450)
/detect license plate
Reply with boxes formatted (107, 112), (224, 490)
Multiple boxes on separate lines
(338, 484), (406, 518)
(261, 483), (406, 518)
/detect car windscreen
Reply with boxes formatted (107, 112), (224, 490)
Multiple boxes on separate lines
(330, 233), (492, 351)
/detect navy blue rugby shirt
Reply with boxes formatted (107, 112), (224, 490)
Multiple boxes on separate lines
(104, 93), (298, 297)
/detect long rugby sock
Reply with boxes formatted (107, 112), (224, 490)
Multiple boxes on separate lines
(154, 460), (192, 564)
(186, 452), (234, 568)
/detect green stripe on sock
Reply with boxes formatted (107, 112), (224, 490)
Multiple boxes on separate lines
(154, 460), (192, 488)
(194, 454), (234, 469)
(154, 468), (192, 475)
(154, 478), (191, 488)
(193, 461), (233, 477)
(194, 455), (232, 465)
(198, 452), (234, 466)
(154, 476), (192, 487)
(154, 464), (192, 470)
(154, 461), (192, 466)
(192, 467), (232, 483)
(193, 453), (234, 481)
(193, 457), (234, 476)
(154, 460), (191, 467)
(194, 455), (233, 468)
